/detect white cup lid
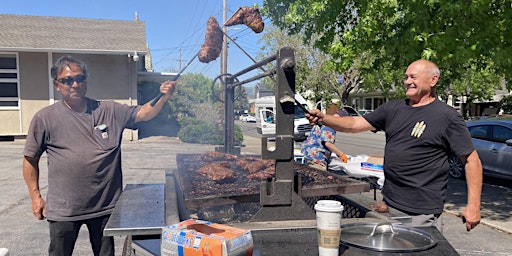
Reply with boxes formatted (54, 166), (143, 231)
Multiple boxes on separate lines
(316, 200), (341, 206)
(315, 200), (344, 212)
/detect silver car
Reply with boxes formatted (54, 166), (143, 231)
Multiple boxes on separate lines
(449, 118), (512, 179)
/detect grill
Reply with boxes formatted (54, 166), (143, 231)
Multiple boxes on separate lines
(175, 153), (370, 223)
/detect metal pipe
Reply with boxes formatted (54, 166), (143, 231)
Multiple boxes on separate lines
(230, 68), (276, 88)
(230, 54), (276, 79)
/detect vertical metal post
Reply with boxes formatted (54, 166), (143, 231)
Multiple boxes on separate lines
(224, 77), (235, 154)
(251, 47), (315, 221)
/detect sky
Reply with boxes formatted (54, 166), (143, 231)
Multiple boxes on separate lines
(1, 0), (267, 83)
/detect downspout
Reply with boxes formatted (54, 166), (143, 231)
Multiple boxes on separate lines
(48, 52), (55, 105)
(128, 54), (134, 141)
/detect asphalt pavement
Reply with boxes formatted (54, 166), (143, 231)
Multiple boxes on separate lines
(1, 134), (511, 256)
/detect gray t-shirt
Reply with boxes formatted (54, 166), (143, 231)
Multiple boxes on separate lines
(23, 98), (140, 221)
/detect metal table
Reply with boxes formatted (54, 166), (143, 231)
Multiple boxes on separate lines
(104, 183), (459, 256)
(129, 222), (458, 256)
(104, 184), (165, 237)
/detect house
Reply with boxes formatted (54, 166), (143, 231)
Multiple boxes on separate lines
(0, 13), (174, 141)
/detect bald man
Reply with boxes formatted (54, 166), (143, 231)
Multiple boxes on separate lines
(306, 60), (482, 232)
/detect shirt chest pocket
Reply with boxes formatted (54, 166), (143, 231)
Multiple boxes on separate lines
(94, 125), (118, 150)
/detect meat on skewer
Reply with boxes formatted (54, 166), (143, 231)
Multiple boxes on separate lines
(198, 17), (224, 63)
(225, 6), (264, 33)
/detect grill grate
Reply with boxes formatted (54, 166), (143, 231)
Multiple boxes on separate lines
(185, 195), (370, 224)
(302, 195), (369, 219)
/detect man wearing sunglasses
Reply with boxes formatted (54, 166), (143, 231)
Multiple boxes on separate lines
(22, 55), (176, 256)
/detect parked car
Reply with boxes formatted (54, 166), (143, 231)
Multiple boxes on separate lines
(342, 106), (361, 116)
(449, 119), (512, 180)
(240, 114), (256, 123)
(358, 109), (373, 115)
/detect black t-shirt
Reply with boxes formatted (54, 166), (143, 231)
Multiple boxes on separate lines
(364, 99), (474, 214)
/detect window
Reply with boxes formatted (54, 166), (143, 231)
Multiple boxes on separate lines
(364, 98), (372, 110)
(469, 125), (488, 140)
(492, 125), (512, 143)
(0, 53), (19, 107)
(362, 97), (386, 111)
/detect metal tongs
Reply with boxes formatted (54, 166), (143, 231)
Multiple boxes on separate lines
(279, 95), (322, 126)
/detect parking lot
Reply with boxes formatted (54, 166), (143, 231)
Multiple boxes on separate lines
(1, 134), (511, 255)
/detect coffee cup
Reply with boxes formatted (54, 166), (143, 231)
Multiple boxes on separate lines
(315, 200), (344, 256)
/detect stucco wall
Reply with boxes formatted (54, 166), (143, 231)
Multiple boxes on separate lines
(2, 52), (140, 140)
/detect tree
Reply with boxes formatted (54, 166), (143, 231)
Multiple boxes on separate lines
(262, 0), (511, 101)
(234, 86), (250, 114)
(167, 73), (213, 119)
(498, 94), (512, 114)
(177, 73), (250, 124)
(258, 25), (364, 105)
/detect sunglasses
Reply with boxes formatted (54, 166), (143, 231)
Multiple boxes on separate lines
(56, 74), (87, 86)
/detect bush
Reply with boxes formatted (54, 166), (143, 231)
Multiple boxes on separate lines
(178, 117), (243, 145)
(498, 95), (512, 114)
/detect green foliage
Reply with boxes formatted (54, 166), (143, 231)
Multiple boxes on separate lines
(177, 73), (249, 117)
(137, 81), (172, 122)
(137, 73), (250, 143)
(450, 59), (501, 102)
(262, 0), (511, 101)
(170, 73), (213, 118)
(257, 25), (343, 104)
(234, 86), (250, 114)
(498, 95), (512, 114)
(178, 117), (244, 145)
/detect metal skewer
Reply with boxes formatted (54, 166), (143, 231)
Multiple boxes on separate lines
(150, 51), (200, 106)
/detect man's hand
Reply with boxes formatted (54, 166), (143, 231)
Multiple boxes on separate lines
(160, 80), (177, 96)
(461, 207), (481, 231)
(31, 196), (46, 220)
(305, 109), (323, 125)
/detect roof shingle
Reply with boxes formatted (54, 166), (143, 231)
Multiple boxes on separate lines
(0, 14), (147, 54)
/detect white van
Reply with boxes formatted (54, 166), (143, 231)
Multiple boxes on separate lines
(254, 94), (312, 142)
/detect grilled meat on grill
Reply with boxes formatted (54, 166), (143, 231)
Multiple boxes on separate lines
(247, 167), (275, 180)
(201, 151), (238, 162)
(197, 162), (234, 181)
(236, 157), (273, 173)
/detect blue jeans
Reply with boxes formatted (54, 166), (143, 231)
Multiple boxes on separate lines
(48, 214), (114, 256)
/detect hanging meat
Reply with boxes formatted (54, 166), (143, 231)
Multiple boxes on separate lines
(198, 17), (224, 63)
(225, 6), (264, 33)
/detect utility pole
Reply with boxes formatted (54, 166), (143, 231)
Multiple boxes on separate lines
(221, 0), (228, 77)
(179, 48), (182, 71)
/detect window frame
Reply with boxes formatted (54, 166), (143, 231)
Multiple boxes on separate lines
(0, 52), (20, 109)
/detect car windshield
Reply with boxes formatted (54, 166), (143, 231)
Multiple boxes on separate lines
(295, 104), (307, 119)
